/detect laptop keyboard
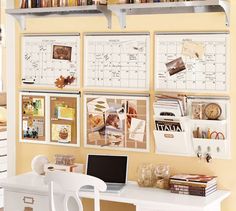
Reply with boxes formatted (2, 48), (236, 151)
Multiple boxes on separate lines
(81, 183), (125, 193)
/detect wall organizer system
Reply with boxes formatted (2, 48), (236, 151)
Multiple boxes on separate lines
(20, 91), (80, 147)
(84, 93), (150, 152)
(84, 33), (150, 91)
(153, 94), (230, 160)
(155, 32), (230, 93)
(21, 34), (80, 89)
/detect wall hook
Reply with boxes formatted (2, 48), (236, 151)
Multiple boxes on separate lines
(206, 153), (212, 163)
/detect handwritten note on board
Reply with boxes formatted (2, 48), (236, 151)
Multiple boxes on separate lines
(84, 34), (150, 91)
(155, 33), (229, 93)
(21, 35), (80, 88)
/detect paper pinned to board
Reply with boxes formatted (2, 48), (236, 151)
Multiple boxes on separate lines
(57, 107), (75, 120)
(129, 118), (146, 142)
(52, 124), (72, 143)
(182, 41), (205, 59)
(87, 97), (109, 114)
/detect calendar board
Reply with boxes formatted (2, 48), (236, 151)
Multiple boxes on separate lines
(21, 35), (80, 88)
(84, 33), (150, 91)
(155, 33), (229, 93)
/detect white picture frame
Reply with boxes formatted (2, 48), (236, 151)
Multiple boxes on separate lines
(84, 33), (150, 91)
(154, 32), (230, 93)
(84, 94), (150, 152)
(19, 91), (80, 147)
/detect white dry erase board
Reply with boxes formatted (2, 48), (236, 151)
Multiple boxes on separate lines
(84, 33), (150, 91)
(155, 32), (229, 93)
(21, 35), (80, 88)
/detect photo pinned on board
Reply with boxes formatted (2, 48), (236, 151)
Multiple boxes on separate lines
(166, 57), (186, 76)
(53, 45), (72, 61)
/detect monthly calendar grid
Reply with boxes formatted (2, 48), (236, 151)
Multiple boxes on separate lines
(22, 35), (80, 88)
(84, 34), (150, 91)
(155, 34), (229, 93)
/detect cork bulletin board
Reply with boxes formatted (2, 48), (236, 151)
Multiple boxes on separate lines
(20, 94), (46, 142)
(20, 92), (80, 146)
(50, 95), (78, 145)
(84, 94), (149, 152)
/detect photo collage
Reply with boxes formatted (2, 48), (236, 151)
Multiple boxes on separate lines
(85, 95), (149, 151)
(21, 95), (45, 141)
(21, 93), (79, 145)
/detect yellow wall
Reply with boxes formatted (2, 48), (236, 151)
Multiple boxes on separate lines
(13, 1), (236, 211)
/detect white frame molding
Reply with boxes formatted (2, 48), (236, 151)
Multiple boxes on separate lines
(19, 91), (80, 147)
(84, 93), (150, 152)
(6, 0), (16, 176)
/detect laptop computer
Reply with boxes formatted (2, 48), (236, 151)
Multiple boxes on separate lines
(81, 154), (128, 193)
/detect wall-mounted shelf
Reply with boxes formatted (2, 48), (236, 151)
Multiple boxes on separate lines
(108, 0), (230, 28)
(6, 5), (112, 30)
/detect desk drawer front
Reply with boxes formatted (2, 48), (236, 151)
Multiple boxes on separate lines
(0, 131), (7, 140)
(0, 163), (7, 172)
(0, 139), (7, 148)
(0, 170), (7, 179)
(0, 147), (7, 156)
(0, 155), (7, 164)
(4, 191), (49, 211)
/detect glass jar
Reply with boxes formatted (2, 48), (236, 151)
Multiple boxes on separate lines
(153, 164), (170, 189)
(137, 163), (155, 187)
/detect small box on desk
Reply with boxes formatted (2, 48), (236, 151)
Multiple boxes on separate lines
(44, 163), (84, 173)
(44, 163), (77, 173)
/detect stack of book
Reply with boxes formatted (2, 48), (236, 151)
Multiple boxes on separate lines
(170, 174), (217, 197)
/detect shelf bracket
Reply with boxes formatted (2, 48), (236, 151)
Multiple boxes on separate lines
(112, 9), (126, 29)
(219, 0), (230, 27)
(98, 6), (112, 29)
(14, 15), (26, 30)
(193, 0), (230, 27)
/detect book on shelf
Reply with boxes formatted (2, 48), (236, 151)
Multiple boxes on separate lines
(20, 0), (106, 8)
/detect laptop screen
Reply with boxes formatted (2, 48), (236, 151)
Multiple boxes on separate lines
(86, 155), (128, 184)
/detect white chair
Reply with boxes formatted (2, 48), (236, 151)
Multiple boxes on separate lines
(44, 171), (107, 211)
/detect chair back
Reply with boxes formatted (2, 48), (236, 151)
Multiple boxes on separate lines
(45, 171), (107, 211)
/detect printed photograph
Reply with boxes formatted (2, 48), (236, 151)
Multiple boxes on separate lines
(53, 45), (72, 61)
(52, 124), (72, 143)
(126, 100), (138, 129)
(22, 118), (44, 140)
(166, 57), (186, 76)
(22, 96), (44, 117)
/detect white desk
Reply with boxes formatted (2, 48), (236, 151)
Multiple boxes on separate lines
(0, 172), (230, 211)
